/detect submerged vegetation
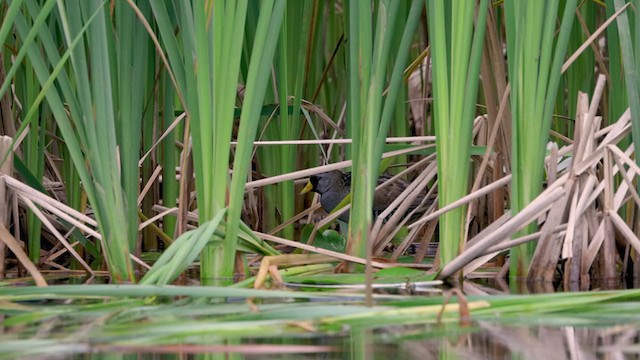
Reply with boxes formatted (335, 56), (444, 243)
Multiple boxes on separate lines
(3, 285), (640, 358)
(1, 0), (640, 357)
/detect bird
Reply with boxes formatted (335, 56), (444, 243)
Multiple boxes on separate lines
(300, 170), (434, 222)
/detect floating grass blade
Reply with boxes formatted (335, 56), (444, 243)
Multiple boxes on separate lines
(3, 287), (640, 358)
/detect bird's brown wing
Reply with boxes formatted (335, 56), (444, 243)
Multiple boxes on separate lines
(373, 174), (435, 214)
(373, 175), (411, 212)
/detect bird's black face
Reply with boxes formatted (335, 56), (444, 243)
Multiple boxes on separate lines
(309, 173), (331, 194)
(307, 175), (320, 192)
(300, 170), (344, 195)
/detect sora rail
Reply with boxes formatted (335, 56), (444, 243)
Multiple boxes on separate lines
(300, 170), (433, 222)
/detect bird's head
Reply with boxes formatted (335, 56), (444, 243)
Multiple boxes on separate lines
(300, 170), (347, 195)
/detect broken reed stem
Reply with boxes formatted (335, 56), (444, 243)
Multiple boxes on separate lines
(609, 210), (640, 254)
(610, 150), (640, 208)
(234, 136), (436, 146)
(255, 231), (431, 270)
(0, 224), (47, 286)
(245, 144), (434, 189)
(20, 195), (95, 274)
(372, 160), (437, 253)
(409, 175), (511, 229)
(4, 175), (98, 226)
(6, 174), (151, 272)
(484, 224), (568, 255)
(439, 184), (566, 279)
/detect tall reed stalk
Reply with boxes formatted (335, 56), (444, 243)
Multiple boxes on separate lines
(0, 0), (54, 263)
(343, 0), (422, 262)
(504, 0), (577, 278)
(263, 0), (313, 239)
(16, 57), (45, 261)
(1, 0), (160, 281)
(426, 0), (488, 268)
(149, 1), (285, 283)
(565, 3), (595, 130)
(612, 0), (640, 177)
(606, 0), (628, 128)
(224, 0), (286, 281)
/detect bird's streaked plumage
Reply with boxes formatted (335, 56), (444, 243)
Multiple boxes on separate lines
(300, 170), (434, 222)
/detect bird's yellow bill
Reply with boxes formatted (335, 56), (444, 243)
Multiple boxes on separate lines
(300, 180), (313, 194)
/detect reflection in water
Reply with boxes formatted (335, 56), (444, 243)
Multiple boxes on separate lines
(3, 278), (640, 359)
(62, 322), (640, 360)
(392, 323), (638, 360)
(10, 322), (637, 359)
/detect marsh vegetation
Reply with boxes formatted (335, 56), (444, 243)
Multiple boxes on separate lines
(1, 0), (640, 358)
